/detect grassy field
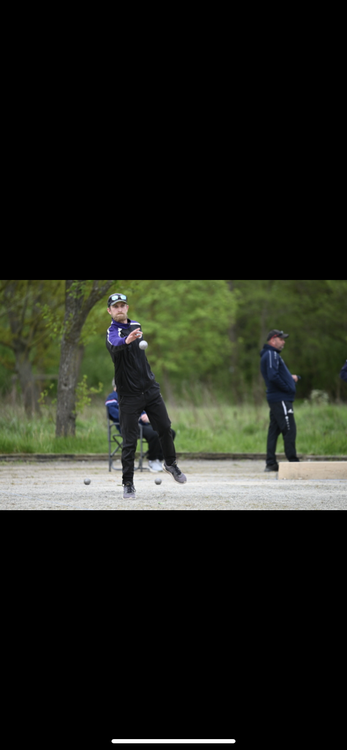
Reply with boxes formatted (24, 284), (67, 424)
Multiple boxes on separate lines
(0, 399), (346, 455)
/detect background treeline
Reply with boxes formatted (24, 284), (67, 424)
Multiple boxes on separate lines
(1, 280), (346, 417)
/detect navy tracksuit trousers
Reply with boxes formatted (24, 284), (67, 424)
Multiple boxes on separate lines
(266, 400), (299, 468)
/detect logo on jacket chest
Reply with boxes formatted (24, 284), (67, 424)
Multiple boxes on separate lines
(118, 327), (129, 338)
(118, 323), (136, 338)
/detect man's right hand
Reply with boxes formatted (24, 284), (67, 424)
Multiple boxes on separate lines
(125, 328), (142, 344)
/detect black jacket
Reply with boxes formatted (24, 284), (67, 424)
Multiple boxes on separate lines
(106, 317), (158, 396)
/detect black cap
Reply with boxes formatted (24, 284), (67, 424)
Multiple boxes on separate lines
(107, 293), (127, 306)
(267, 329), (289, 341)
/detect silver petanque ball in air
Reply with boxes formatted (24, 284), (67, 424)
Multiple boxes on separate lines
(139, 340), (148, 350)
(84, 478), (91, 485)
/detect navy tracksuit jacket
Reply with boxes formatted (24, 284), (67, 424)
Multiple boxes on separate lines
(260, 343), (296, 403)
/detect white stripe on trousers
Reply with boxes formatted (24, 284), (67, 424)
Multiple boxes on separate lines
(282, 400), (290, 430)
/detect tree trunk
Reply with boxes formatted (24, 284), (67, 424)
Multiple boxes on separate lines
(55, 280), (114, 437)
(55, 336), (82, 437)
(55, 281), (86, 437)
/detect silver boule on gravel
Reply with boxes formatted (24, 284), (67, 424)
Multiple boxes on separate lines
(84, 478), (91, 485)
(155, 477), (162, 484)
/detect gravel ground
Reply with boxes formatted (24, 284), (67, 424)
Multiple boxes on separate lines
(1, 458), (346, 510)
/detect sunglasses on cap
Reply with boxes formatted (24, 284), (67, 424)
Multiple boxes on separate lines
(108, 293), (127, 305)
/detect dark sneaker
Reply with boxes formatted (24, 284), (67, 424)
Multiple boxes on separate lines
(264, 464), (279, 472)
(163, 461), (187, 483)
(123, 483), (136, 499)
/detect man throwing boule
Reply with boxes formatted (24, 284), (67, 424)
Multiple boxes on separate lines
(106, 293), (187, 498)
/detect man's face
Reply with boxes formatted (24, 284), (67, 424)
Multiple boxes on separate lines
(271, 335), (286, 351)
(108, 301), (129, 323)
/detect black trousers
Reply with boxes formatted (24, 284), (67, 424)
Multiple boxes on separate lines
(119, 385), (176, 484)
(266, 400), (299, 467)
(141, 423), (176, 460)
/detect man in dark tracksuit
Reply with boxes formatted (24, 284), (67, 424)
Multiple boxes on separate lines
(260, 329), (300, 471)
(105, 293), (187, 498)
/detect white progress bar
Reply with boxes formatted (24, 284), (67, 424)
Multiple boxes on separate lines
(111, 742), (236, 745)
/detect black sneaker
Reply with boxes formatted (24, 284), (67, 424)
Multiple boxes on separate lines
(264, 464), (279, 472)
(123, 483), (136, 499)
(163, 461), (187, 483)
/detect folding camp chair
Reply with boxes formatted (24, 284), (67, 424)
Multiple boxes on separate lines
(107, 410), (148, 472)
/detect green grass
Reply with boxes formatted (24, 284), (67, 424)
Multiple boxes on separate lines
(0, 399), (346, 455)
(170, 400), (347, 454)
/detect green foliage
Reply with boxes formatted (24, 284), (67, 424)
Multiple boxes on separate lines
(79, 279), (347, 403)
(38, 382), (57, 421)
(229, 279), (347, 401)
(73, 375), (103, 416)
(1, 280), (347, 408)
(0, 280), (65, 386)
(39, 302), (65, 341)
(38, 376), (104, 421)
(307, 390), (330, 405)
(67, 280), (94, 301)
(120, 280), (238, 393)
